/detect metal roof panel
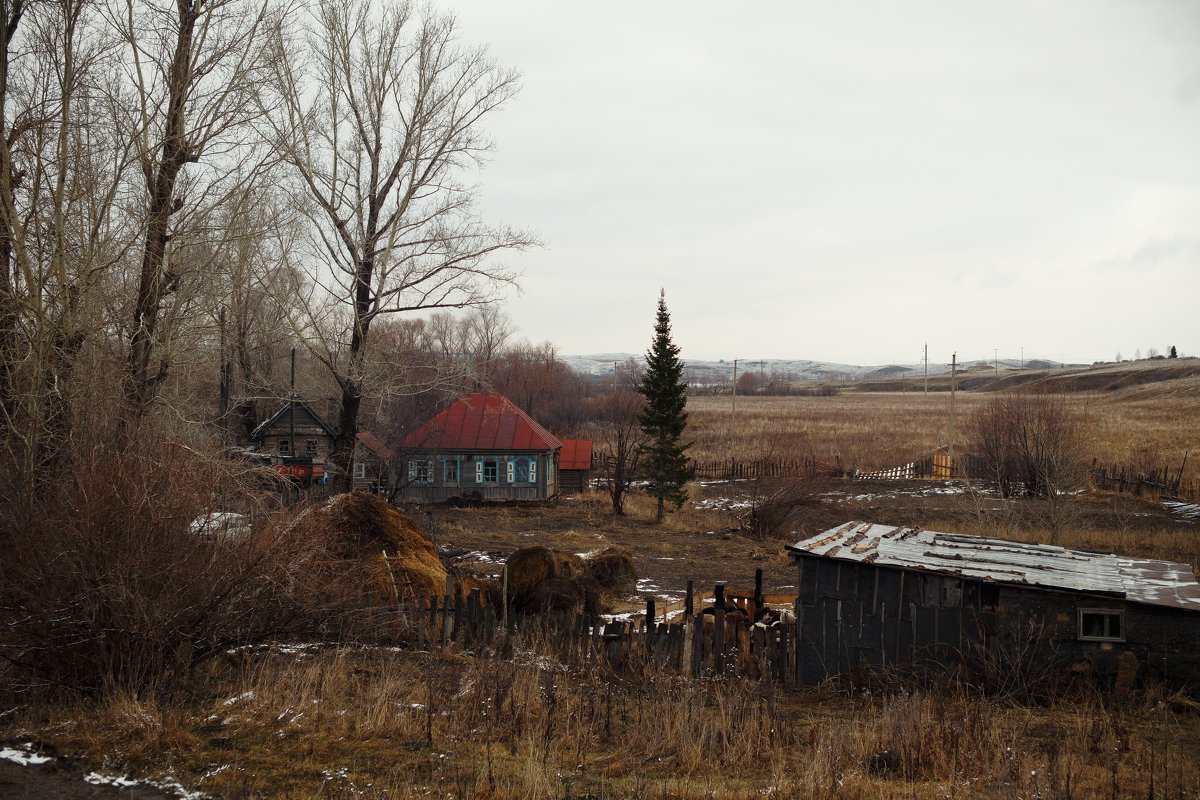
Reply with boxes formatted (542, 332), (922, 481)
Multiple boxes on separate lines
(787, 521), (1200, 612)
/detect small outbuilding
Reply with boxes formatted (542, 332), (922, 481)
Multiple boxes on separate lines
(398, 393), (562, 503)
(354, 431), (396, 493)
(787, 521), (1200, 692)
(557, 439), (592, 494)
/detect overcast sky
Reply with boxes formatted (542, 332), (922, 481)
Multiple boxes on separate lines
(447, 1), (1200, 366)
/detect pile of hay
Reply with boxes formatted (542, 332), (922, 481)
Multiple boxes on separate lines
(586, 547), (637, 594)
(289, 492), (447, 598)
(504, 546), (601, 616)
(501, 546), (639, 616)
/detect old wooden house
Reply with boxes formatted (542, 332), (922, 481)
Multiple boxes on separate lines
(558, 439), (592, 494)
(787, 521), (1200, 691)
(249, 400), (336, 460)
(398, 393), (562, 503)
(250, 400), (394, 490)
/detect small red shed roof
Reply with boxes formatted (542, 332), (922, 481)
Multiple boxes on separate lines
(402, 394), (563, 452)
(559, 439), (592, 471)
(356, 431), (395, 462)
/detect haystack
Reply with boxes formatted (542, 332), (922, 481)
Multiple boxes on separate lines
(504, 546), (601, 616)
(586, 547), (637, 594)
(290, 491), (446, 598)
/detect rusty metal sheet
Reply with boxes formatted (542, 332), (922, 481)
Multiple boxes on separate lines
(787, 520), (1200, 612)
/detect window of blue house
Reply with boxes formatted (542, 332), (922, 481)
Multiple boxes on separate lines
(512, 457), (536, 483)
(443, 458), (460, 484)
(408, 459), (432, 485)
(478, 458), (499, 484)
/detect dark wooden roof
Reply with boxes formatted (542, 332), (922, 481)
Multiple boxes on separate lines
(402, 393), (562, 452)
(249, 400), (336, 441)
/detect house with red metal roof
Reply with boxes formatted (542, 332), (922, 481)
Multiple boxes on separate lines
(398, 393), (564, 502)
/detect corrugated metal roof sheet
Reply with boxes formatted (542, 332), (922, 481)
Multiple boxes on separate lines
(787, 521), (1200, 612)
(559, 439), (592, 471)
(356, 431), (395, 462)
(402, 394), (563, 452)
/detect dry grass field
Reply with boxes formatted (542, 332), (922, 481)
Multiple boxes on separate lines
(9, 638), (1200, 799)
(687, 366), (1200, 488)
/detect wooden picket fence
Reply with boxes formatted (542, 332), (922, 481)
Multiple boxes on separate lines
(376, 580), (802, 685)
(1091, 459), (1195, 502)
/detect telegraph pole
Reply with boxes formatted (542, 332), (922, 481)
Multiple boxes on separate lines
(948, 352), (957, 478)
(730, 358), (738, 432)
(994, 348), (999, 375)
(924, 343), (928, 396)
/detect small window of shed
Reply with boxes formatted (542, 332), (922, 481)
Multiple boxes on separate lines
(1078, 609), (1124, 642)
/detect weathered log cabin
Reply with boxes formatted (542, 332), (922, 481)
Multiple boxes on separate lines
(397, 393), (562, 503)
(787, 521), (1200, 692)
(250, 399), (394, 491)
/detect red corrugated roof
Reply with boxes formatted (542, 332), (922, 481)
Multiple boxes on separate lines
(559, 439), (592, 471)
(356, 430), (395, 462)
(402, 394), (563, 452)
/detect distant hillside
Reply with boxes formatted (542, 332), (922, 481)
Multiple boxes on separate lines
(562, 353), (1056, 385)
(849, 358), (1200, 394)
(562, 353), (1200, 395)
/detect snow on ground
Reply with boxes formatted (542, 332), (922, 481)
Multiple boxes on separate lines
(1165, 501), (1200, 522)
(0, 744), (52, 766)
(693, 496), (752, 512)
(86, 771), (209, 799)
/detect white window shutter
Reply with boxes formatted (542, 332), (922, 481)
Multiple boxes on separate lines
(475, 461), (483, 483)
(529, 461), (537, 482)
(506, 461), (514, 483)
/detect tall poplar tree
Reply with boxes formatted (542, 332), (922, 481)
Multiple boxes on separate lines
(638, 290), (690, 522)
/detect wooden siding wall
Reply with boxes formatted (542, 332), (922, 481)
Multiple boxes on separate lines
(794, 555), (1200, 689)
(397, 451), (558, 502)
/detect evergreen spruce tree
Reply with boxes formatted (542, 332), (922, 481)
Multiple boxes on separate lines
(637, 290), (690, 522)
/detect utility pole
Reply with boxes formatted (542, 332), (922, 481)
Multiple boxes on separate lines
(1020, 346), (1024, 369)
(994, 348), (999, 375)
(730, 358), (738, 432)
(289, 347), (297, 459)
(924, 343), (928, 396)
(948, 352), (957, 479)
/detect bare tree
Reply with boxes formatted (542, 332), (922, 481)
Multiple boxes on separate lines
(594, 360), (646, 516)
(115, 0), (275, 428)
(264, 0), (536, 490)
(0, 0), (135, 516)
(967, 392), (1088, 543)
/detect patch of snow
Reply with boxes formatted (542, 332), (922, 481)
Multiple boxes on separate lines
(190, 512), (251, 541)
(86, 773), (140, 788)
(222, 691), (255, 706)
(0, 744), (52, 766)
(693, 497), (752, 512)
(1165, 501), (1200, 521)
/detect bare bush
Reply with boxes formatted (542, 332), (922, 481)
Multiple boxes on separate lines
(0, 424), (355, 698)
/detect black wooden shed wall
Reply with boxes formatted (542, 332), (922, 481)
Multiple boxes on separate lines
(793, 554), (1200, 690)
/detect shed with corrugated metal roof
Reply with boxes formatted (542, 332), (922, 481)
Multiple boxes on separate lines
(398, 393), (563, 503)
(786, 521), (1200, 692)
